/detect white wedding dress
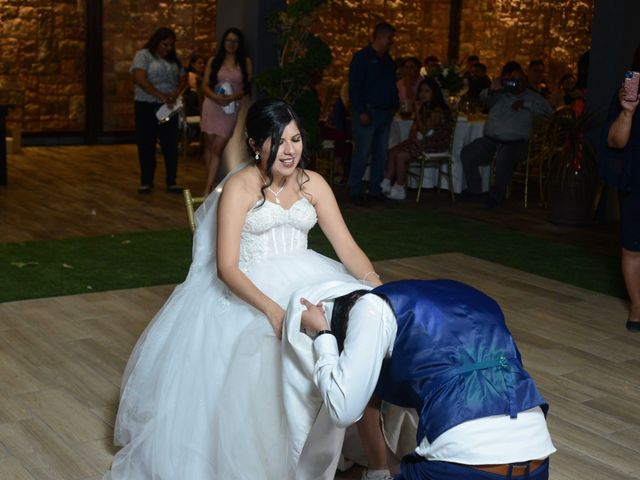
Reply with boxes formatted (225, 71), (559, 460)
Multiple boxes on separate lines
(106, 165), (357, 479)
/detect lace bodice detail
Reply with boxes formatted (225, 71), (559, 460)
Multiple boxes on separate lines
(239, 198), (317, 271)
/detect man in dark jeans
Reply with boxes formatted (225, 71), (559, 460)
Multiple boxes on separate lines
(461, 61), (551, 209)
(348, 22), (399, 205)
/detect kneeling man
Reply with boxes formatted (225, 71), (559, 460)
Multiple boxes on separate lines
(300, 279), (555, 480)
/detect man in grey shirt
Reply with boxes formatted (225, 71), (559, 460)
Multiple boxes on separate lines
(461, 61), (552, 208)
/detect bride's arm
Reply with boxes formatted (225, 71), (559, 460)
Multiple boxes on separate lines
(309, 172), (382, 286)
(216, 177), (286, 338)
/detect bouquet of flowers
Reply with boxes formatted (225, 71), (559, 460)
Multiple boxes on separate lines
(428, 64), (465, 95)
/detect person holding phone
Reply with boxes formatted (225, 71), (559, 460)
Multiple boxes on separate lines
(601, 46), (640, 332)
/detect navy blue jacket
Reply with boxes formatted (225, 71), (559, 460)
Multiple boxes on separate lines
(371, 280), (548, 444)
(348, 44), (398, 116)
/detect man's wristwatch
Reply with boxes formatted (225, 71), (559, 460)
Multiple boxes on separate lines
(314, 329), (334, 340)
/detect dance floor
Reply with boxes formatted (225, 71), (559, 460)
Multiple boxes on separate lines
(0, 252), (638, 479)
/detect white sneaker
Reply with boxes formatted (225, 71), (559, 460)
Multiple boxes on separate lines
(380, 178), (392, 195)
(386, 184), (406, 200)
(361, 470), (394, 480)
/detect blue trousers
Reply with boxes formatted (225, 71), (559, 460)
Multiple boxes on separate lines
(395, 454), (549, 480)
(349, 109), (393, 198)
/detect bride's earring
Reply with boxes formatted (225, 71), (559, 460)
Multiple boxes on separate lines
(255, 152), (260, 161)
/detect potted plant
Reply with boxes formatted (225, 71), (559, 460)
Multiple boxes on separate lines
(544, 106), (599, 225)
(255, 0), (332, 151)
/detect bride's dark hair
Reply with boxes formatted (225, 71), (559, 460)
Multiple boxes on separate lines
(245, 98), (310, 205)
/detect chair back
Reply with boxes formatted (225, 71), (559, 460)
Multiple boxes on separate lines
(183, 188), (205, 233)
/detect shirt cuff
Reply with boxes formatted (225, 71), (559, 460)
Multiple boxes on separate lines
(313, 331), (339, 360)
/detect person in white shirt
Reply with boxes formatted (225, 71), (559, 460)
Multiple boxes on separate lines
(299, 279), (555, 480)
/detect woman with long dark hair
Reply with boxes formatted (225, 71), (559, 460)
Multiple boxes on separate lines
(381, 77), (453, 200)
(130, 27), (187, 194)
(106, 98), (381, 479)
(201, 27), (253, 194)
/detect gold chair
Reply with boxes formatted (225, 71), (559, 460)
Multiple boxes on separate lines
(314, 139), (336, 185)
(183, 188), (205, 233)
(523, 115), (552, 208)
(411, 117), (457, 203)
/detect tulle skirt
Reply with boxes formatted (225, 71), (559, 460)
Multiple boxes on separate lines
(106, 249), (355, 479)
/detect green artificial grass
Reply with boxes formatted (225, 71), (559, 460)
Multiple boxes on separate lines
(0, 209), (626, 303)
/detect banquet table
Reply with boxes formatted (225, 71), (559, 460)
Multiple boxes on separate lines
(388, 116), (491, 194)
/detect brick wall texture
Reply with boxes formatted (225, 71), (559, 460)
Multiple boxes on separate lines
(0, 0), (593, 133)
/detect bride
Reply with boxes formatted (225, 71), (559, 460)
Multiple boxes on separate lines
(105, 98), (382, 479)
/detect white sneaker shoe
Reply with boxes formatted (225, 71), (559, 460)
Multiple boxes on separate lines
(386, 184), (406, 200)
(380, 178), (392, 195)
(361, 470), (394, 480)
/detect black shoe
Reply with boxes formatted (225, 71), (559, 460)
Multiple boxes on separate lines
(137, 185), (153, 194)
(166, 184), (184, 194)
(626, 319), (640, 332)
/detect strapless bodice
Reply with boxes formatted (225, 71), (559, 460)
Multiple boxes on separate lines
(239, 197), (317, 271)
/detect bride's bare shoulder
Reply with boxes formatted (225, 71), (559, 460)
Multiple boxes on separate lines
(221, 166), (261, 205)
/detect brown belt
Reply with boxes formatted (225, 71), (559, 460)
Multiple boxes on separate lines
(472, 459), (545, 476)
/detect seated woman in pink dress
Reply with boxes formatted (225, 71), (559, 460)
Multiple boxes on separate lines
(201, 27), (253, 194)
(381, 77), (453, 200)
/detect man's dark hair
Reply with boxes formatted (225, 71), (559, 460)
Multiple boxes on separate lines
(330, 290), (369, 353)
(373, 22), (395, 39)
(467, 54), (479, 63)
(528, 59), (544, 70)
(501, 61), (523, 77)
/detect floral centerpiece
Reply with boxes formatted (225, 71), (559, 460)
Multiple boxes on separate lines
(427, 64), (466, 96)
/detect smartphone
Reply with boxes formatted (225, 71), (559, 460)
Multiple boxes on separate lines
(624, 71), (640, 102)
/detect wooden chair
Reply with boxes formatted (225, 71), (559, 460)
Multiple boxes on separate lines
(411, 117), (457, 203)
(183, 188), (205, 233)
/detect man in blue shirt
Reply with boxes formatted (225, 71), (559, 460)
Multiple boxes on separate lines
(348, 22), (399, 205)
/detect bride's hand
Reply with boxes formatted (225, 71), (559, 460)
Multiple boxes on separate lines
(266, 305), (285, 340)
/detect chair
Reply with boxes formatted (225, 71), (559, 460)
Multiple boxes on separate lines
(523, 115), (552, 208)
(183, 188), (205, 233)
(314, 139), (336, 185)
(411, 117), (457, 203)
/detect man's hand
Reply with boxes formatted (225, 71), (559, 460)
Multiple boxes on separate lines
(300, 298), (328, 337)
(489, 77), (503, 92)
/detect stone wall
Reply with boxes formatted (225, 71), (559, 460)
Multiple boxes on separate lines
(310, 0), (594, 110)
(0, 0), (216, 133)
(459, 0), (594, 83)
(0, 0), (86, 132)
(1, 0), (594, 134)
(103, 0), (216, 131)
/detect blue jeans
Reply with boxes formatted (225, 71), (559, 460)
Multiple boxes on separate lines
(349, 109), (393, 198)
(395, 454), (549, 480)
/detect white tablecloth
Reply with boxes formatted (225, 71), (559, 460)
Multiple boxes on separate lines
(389, 116), (490, 194)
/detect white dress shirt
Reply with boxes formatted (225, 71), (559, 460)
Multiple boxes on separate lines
(312, 294), (556, 464)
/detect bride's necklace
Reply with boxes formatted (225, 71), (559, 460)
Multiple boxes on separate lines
(260, 174), (286, 204)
